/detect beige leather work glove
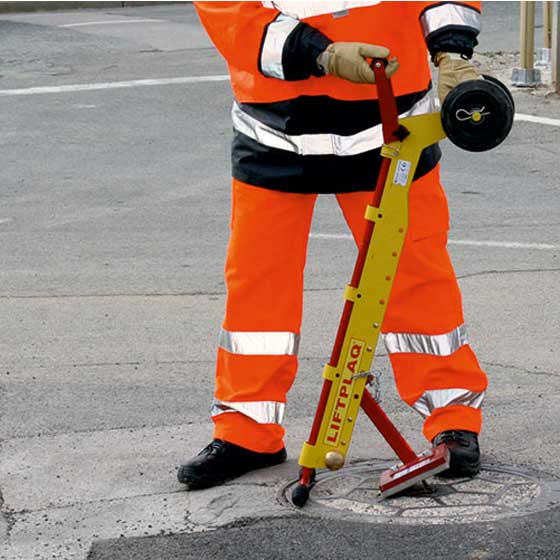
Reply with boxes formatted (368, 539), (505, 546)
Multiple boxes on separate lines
(317, 42), (399, 84)
(435, 52), (480, 104)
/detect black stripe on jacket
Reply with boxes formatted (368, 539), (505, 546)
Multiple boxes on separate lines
(231, 89), (441, 194)
(232, 133), (441, 194)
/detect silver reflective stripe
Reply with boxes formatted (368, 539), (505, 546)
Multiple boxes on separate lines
(383, 324), (468, 356)
(232, 93), (436, 156)
(219, 329), (300, 356)
(211, 399), (285, 424)
(420, 3), (481, 38)
(260, 14), (299, 79)
(412, 388), (485, 418)
(261, 1), (382, 20)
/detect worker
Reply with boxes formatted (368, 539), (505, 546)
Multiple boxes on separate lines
(179, 1), (489, 490)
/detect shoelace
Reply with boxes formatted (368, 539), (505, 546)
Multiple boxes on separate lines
(437, 431), (471, 447)
(201, 439), (227, 455)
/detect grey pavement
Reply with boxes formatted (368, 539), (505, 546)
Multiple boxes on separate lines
(0, 2), (559, 559)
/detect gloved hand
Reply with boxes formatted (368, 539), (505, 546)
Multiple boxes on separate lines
(317, 42), (399, 84)
(435, 52), (480, 105)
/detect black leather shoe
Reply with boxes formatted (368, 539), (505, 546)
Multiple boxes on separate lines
(177, 439), (287, 490)
(433, 430), (480, 477)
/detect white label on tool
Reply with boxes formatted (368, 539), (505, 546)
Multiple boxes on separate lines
(391, 458), (431, 480)
(393, 160), (411, 186)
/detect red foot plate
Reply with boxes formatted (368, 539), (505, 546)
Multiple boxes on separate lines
(379, 444), (450, 498)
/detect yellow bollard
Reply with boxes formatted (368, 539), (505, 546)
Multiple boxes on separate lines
(512, 0), (542, 85)
(553, 1), (560, 93)
(537, 1), (554, 67)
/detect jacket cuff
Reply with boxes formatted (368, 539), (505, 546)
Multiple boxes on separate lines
(259, 15), (332, 81)
(420, 2), (481, 58)
(428, 29), (479, 59)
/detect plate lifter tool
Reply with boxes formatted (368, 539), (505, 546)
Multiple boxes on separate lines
(291, 59), (452, 506)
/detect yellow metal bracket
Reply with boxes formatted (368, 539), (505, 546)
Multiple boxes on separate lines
(381, 142), (401, 159)
(321, 364), (339, 381)
(343, 285), (361, 303)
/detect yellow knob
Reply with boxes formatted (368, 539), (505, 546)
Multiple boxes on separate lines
(471, 111), (482, 122)
(325, 451), (345, 471)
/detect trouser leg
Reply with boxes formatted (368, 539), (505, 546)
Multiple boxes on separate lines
(212, 179), (317, 453)
(336, 165), (488, 442)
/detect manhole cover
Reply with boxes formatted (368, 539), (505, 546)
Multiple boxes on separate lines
(282, 462), (560, 525)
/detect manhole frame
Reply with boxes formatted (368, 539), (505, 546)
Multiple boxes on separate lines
(280, 461), (560, 525)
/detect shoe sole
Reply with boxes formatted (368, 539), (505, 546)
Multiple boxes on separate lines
(437, 458), (480, 478)
(177, 466), (235, 490)
(177, 453), (287, 490)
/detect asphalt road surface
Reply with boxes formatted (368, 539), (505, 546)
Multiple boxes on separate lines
(1, 3), (559, 559)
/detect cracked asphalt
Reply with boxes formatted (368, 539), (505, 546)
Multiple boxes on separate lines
(0, 2), (559, 559)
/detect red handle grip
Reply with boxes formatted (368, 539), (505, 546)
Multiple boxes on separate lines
(371, 58), (408, 144)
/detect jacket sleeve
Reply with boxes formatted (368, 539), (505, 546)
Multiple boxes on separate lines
(417, 2), (482, 59)
(194, 1), (332, 81)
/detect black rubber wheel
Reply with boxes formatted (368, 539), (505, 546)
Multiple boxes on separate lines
(482, 74), (515, 110)
(291, 484), (310, 508)
(442, 78), (514, 152)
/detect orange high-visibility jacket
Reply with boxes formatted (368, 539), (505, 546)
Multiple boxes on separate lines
(195, 1), (481, 193)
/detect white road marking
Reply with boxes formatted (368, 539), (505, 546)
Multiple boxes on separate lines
(449, 239), (558, 250)
(60, 19), (166, 28)
(515, 113), (560, 127)
(311, 233), (354, 240)
(0, 219), (13, 225)
(310, 233), (559, 250)
(0, 72), (558, 135)
(0, 76), (230, 96)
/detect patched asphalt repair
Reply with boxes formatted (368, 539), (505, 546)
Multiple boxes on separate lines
(88, 509), (560, 560)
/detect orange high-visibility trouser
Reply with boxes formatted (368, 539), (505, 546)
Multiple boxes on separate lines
(213, 166), (488, 453)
